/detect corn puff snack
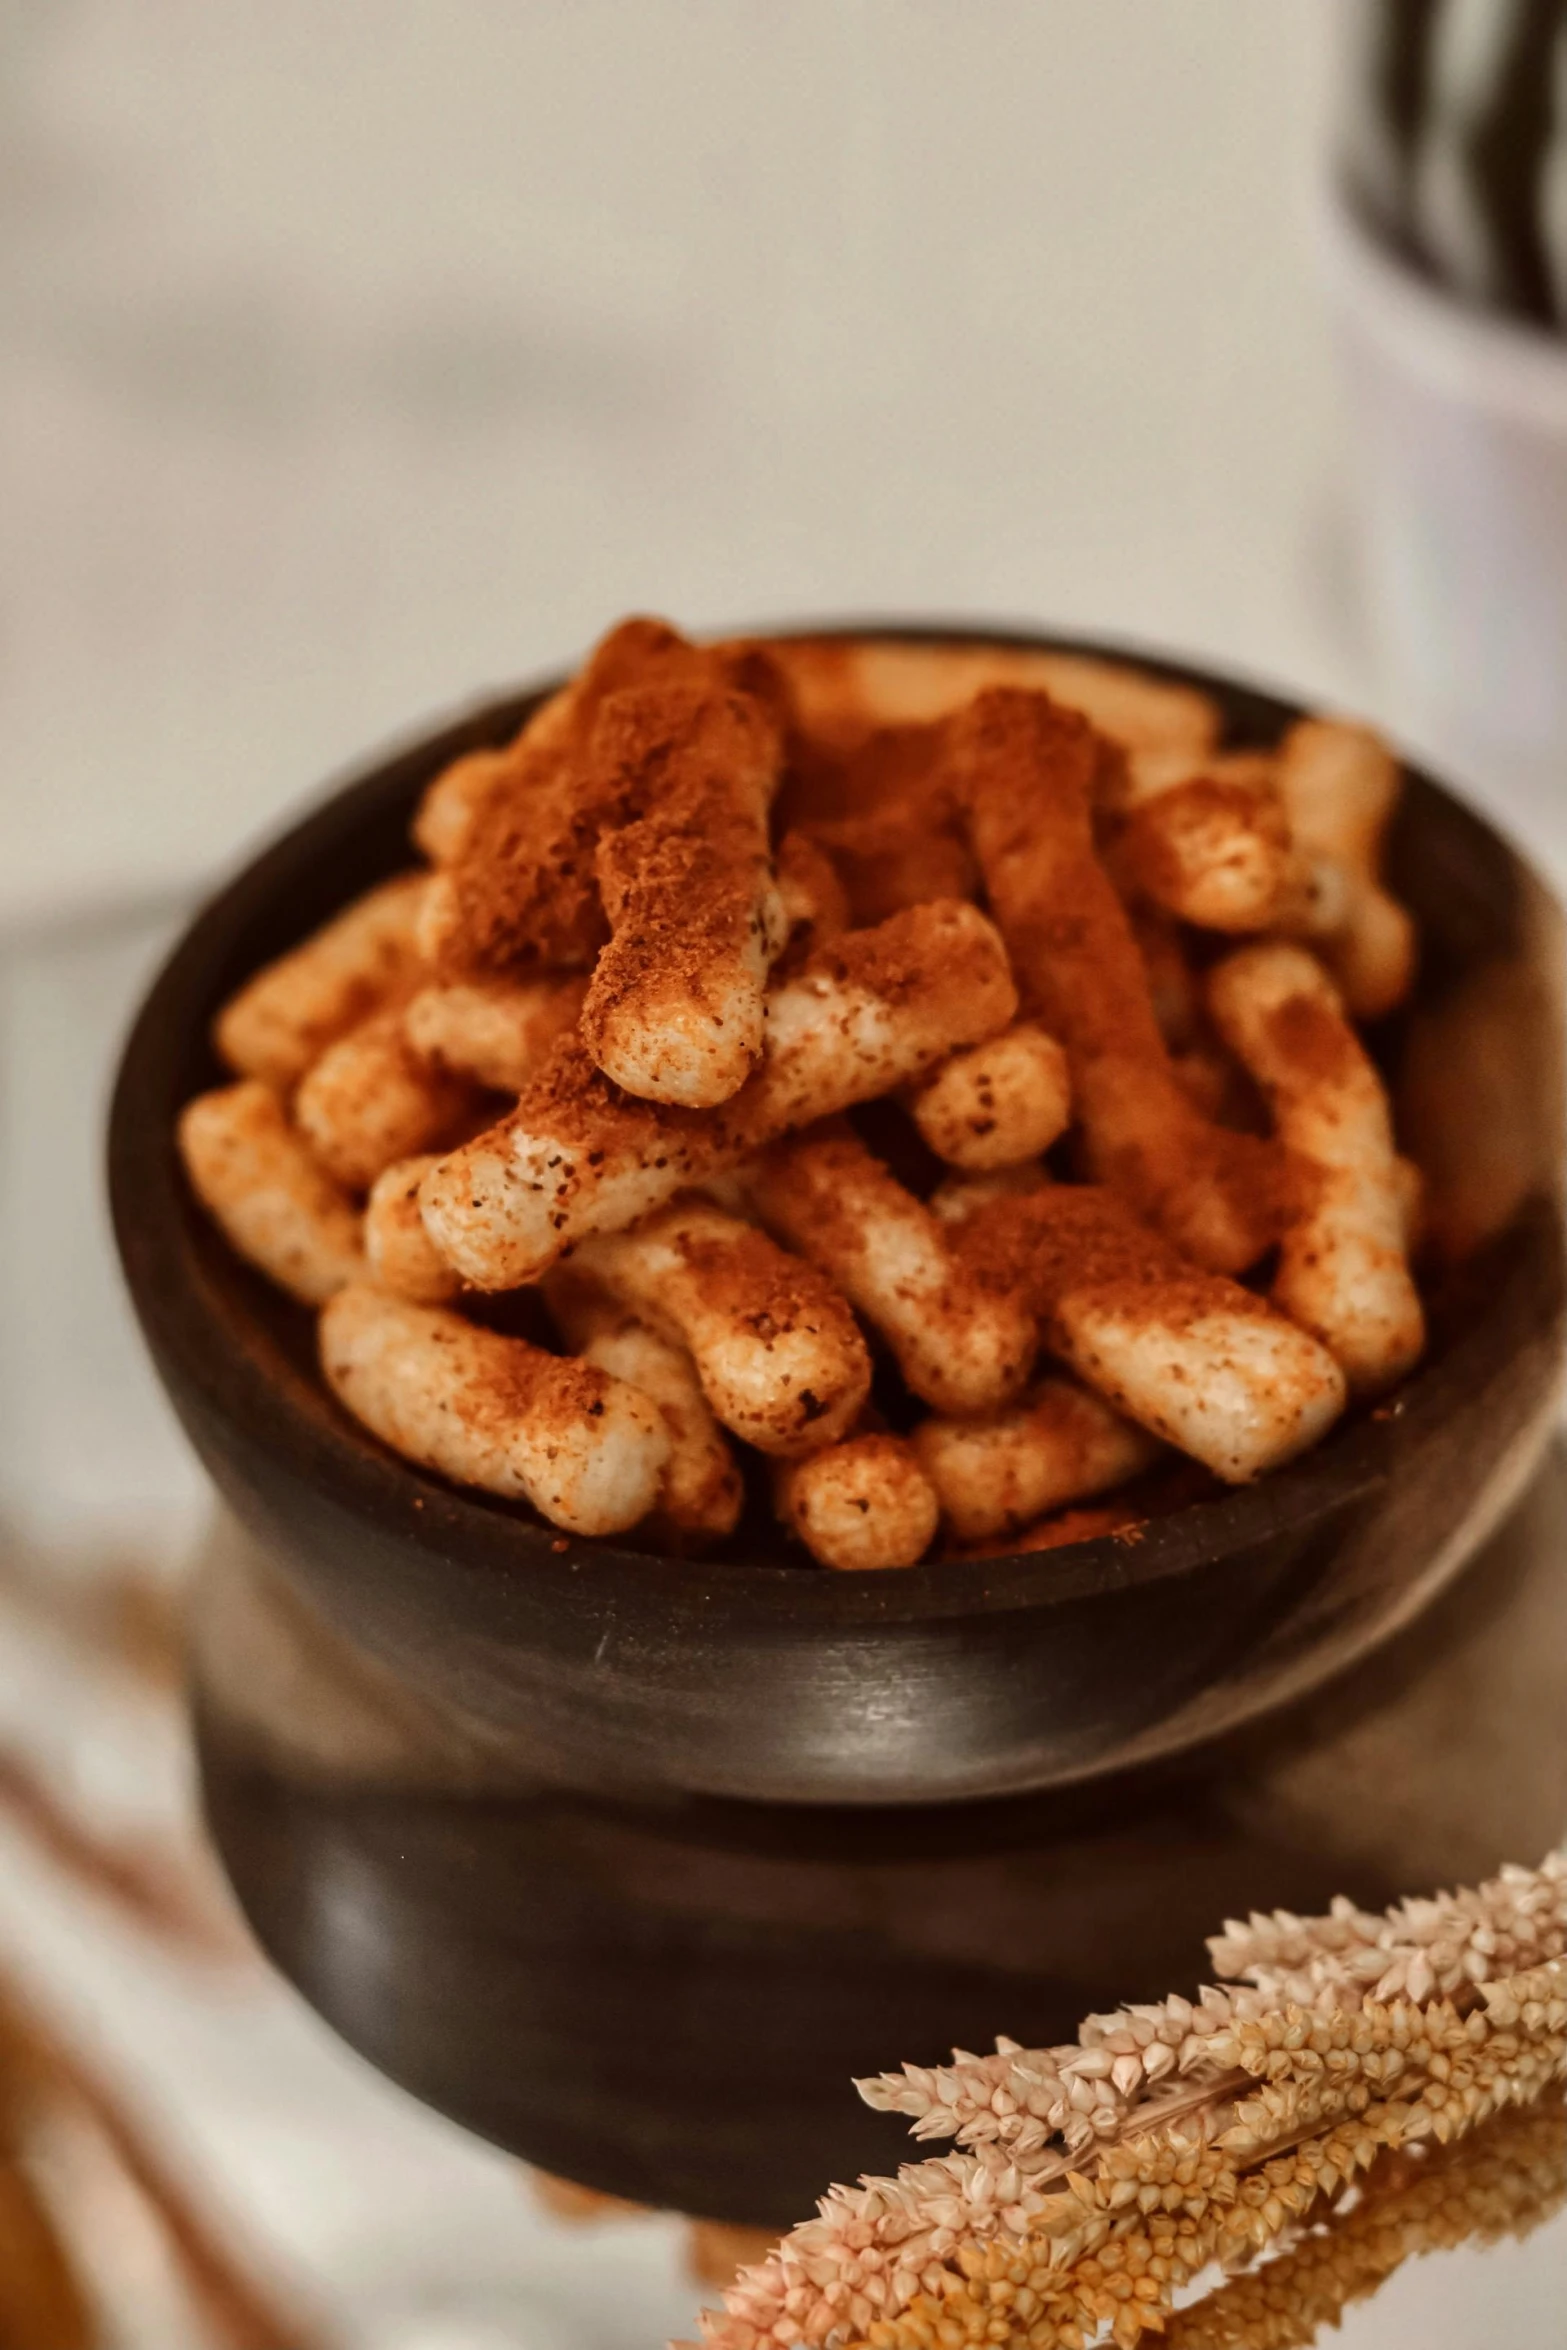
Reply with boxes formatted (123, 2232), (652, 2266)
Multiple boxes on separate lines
(214, 873), (427, 1088)
(569, 1197), (871, 1456)
(580, 683), (787, 1105)
(404, 974), (587, 1093)
(914, 1378), (1161, 1544)
(363, 1154), (461, 1304)
(949, 687), (1286, 1274)
(294, 1004), (474, 1192)
(544, 1271), (744, 1543)
(185, 623), (1434, 1560)
(1276, 717), (1417, 1018)
(908, 1020), (1071, 1171)
(418, 898), (1016, 1289)
(956, 1186), (1347, 1481)
(1208, 942), (1425, 1394)
(179, 1081), (364, 1303)
(320, 1285), (670, 1534)
(747, 1123), (1035, 1415)
(774, 1432), (940, 1571)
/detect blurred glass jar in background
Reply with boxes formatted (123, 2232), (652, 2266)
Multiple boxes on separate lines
(1326, 0), (1567, 874)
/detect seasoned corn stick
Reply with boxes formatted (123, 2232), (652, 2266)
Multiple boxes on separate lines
(775, 1432), (939, 1570)
(1276, 718), (1416, 1018)
(909, 1020), (1071, 1170)
(774, 828), (850, 947)
(424, 619), (786, 977)
(404, 975), (587, 1093)
(1131, 907), (1203, 1049)
(748, 1124), (1035, 1415)
(419, 900), (1016, 1289)
(178, 1082), (364, 1304)
(802, 721), (976, 919)
(214, 873), (427, 1088)
(544, 1272), (743, 1542)
(1208, 943), (1425, 1395)
(419, 1036), (732, 1293)
(294, 1006), (474, 1192)
(319, 1285), (670, 1534)
(581, 683), (786, 1106)
(951, 688), (1283, 1272)
(957, 1186), (1346, 1481)
(412, 670), (586, 867)
(748, 899), (1016, 1128)
(1114, 774), (1292, 931)
(364, 1155), (460, 1303)
(913, 1377), (1160, 1543)
(412, 744), (517, 866)
(1119, 745), (1278, 810)
(760, 637), (1217, 758)
(1025, 651), (1219, 759)
(929, 1160), (1051, 1227)
(570, 1198), (870, 1456)
(807, 802), (977, 924)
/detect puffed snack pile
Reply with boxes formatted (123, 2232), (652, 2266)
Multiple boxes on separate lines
(180, 620), (1426, 1567)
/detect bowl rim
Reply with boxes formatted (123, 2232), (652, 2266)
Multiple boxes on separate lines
(107, 620), (1559, 1633)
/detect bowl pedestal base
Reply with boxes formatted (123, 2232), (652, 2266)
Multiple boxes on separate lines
(192, 1451), (1567, 2229)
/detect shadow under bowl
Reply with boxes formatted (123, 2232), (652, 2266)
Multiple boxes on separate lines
(109, 626), (1567, 1808)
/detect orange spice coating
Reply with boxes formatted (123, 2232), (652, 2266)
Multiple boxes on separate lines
(319, 1284), (670, 1535)
(956, 1184), (1346, 1481)
(426, 618), (791, 980)
(214, 872), (428, 1090)
(1113, 773), (1292, 932)
(748, 1122), (1036, 1415)
(424, 617), (695, 973)
(948, 687), (1285, 1273)
(914, 1375), (1160, 1543)
(544, 1269), (744, 1544)
(798, 723), (976, 921)
(772, 828), (851, 953)
(404, 973), (587, 1094)
(419, 900), (1016, 1289)
(363, 1153), (460, 1304)
(1208, 942), (1425, 1396)
(774, 1432), (940, 1570)
(580, 682), (785, 1106)
(570, 1196), (871, 1456)
(294, 1003), (475, 1193)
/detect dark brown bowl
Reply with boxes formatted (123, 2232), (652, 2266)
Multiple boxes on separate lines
(108, 627), (1567, 1808)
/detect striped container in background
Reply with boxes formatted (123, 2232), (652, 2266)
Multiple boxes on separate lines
(1326, 1), (1567, 863)
(1338, 0), (1567, 330)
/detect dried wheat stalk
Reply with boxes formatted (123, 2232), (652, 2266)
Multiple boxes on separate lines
(1161, 2090), (1566, 2350)
(0, 1552), (326, 2347)
(686, 1850), (1567, 2349)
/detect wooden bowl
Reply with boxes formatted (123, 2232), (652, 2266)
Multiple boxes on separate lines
(109, 629), (1567, 1808)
